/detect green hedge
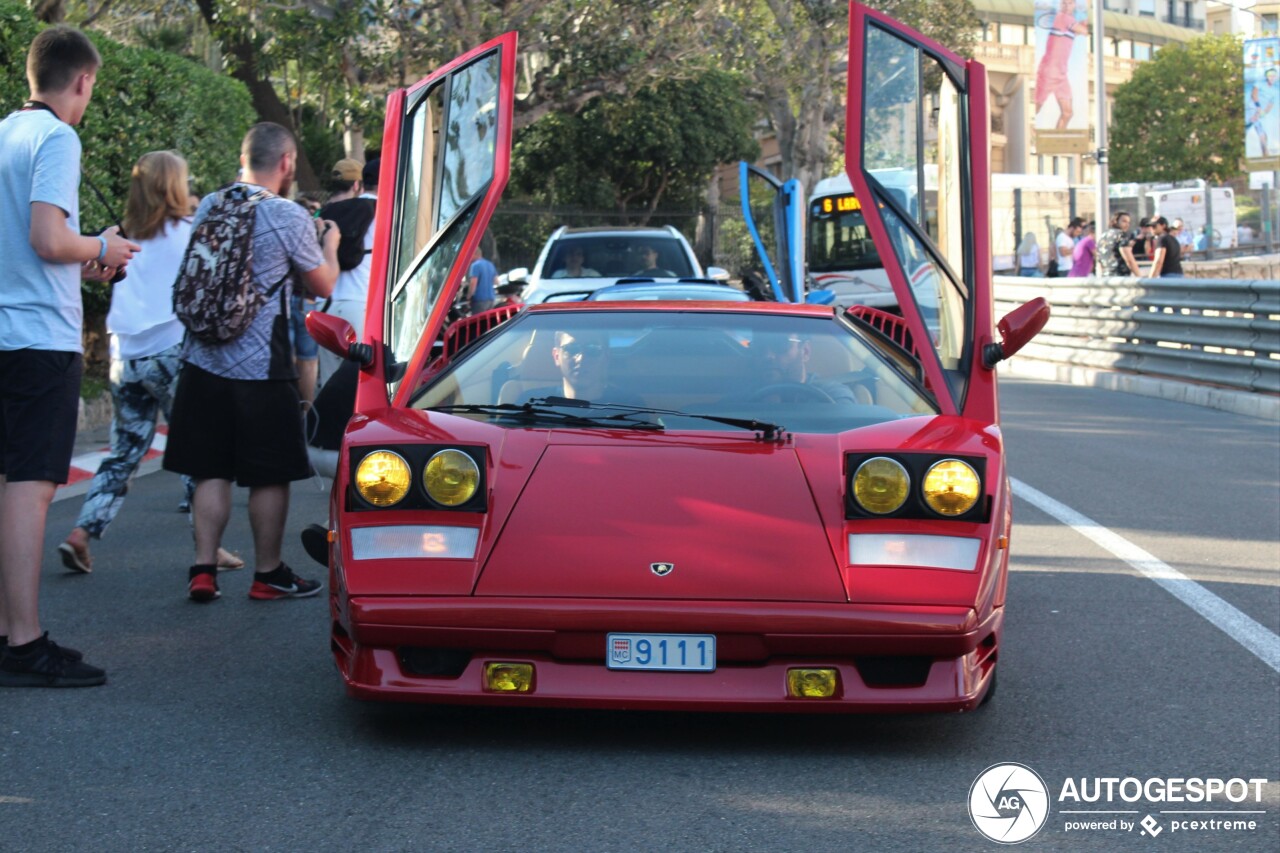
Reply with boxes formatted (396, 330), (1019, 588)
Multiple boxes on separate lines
(0, 0), (255, 315)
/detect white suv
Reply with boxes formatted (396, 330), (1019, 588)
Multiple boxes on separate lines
(510, 226), (728, 304)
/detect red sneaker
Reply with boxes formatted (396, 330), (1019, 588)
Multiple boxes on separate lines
(188, 566), (220, 602)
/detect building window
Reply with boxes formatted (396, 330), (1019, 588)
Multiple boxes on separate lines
(1134, 42), (1152, 60)
(1138, 0), (1155, 17)
(1263, 14), (1278, 34)
(999, 23), (1025, 45)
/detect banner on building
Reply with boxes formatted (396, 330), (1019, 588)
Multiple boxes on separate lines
(1244, 37), (1280, 172)
(1033, 0), (1092, 155)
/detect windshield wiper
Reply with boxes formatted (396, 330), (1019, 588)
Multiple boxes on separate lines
(527, 397), (787, 442)
(427, 402), (662, 430)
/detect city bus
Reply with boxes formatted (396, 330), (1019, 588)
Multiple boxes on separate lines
(808, 171), (924, 309)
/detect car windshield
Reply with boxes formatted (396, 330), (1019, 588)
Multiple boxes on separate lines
(543, 235), (696, 279)
(413, 310), (937, 434)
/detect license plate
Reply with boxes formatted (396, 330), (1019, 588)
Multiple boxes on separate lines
(606, 633), (716, 672)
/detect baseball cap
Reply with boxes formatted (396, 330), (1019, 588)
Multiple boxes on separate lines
(331, 158), (363, 182)
(1138, 217), (1152, 228)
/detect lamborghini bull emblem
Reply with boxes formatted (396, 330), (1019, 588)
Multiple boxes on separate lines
(650, 562), (674, 577)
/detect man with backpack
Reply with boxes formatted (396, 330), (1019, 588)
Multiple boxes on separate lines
(317, 157), (377, 387)
(163, 122), (339, 604)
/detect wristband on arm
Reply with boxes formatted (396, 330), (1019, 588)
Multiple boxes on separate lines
(96, 234), (108, 262)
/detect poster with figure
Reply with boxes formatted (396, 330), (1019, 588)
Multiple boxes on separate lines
(1033, 0), (1091, 154)
(1244, 37), (1280, 171)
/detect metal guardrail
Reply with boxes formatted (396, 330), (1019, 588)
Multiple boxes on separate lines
(993, 276), (1280, 395)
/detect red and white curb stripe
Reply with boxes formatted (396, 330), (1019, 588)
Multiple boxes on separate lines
(54, 426), (168, 503)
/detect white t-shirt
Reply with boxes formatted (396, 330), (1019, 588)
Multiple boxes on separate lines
(108, 218), (190, 360)
(0, 108), (84, 352)
(1055, 231), (1075, 260)
(1019, 246), (1040, 269)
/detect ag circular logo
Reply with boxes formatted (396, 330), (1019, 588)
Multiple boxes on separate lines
(968, 763), (1050, 844)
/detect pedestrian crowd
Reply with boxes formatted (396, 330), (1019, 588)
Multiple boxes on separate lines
(1023, 211), (1188, 279)
(0, 27), (382, 687)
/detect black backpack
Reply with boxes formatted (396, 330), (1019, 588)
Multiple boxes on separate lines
(320, 197), (375, 271)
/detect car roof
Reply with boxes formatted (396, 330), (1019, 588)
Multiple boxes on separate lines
(523, 300), (833, 317)
(588, 282), (749, 302)
(556, 226), (680, 237)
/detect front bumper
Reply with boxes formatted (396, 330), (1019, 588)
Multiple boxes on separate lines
(332, 597), (1001, 713)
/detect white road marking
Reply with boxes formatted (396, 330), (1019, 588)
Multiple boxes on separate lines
(1012, 477), (1280, 674)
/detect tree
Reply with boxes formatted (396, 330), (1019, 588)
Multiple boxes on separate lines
(511, 70), (760, 222)
(1110, 34), (1243, 184)
(711, 0), (982, 193)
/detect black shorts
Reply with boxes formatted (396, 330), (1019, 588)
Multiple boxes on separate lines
(163, 364), (310, 487)
(0, 349), (82, 484)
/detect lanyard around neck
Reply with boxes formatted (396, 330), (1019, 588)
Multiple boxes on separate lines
(21, 100), (62, 122)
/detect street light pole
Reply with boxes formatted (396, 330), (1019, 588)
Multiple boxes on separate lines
(1094, 0), (1108, 228)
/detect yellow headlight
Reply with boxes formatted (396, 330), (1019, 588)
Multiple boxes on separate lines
(787, 668), (839, 698)
(853, 457), (910, 515)
(922, 458), (981, 516)
(484, 662), (533, 692)
(423, 449), (479, 507)
(354, 450), (411, 507)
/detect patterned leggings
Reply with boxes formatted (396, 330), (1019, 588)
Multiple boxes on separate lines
(75, 344), (194, 538)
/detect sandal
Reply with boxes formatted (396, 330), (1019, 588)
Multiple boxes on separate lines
(216, 547), (245, 571)
(58, 541), (93, 574)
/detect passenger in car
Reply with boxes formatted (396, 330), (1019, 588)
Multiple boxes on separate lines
(751, 332), (857, 402)
(549, 246), (600, 279)
(523, 330), (642, 406)
(630, 244), (677, 277)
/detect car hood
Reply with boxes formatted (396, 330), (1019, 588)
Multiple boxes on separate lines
(475, 440), (848, 601)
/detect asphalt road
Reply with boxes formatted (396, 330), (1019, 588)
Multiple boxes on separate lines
(2, 377), (1276, 852)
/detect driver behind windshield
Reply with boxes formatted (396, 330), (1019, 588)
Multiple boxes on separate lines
(525, 330), (642, 405)
(751, 332), (856, 402)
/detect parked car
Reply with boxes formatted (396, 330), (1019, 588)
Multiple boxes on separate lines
(306, 4), (1048, 712)
(510, 225), (730, 305)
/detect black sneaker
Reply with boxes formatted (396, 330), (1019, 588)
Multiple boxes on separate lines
(1, 634), (83, 662)
(249, 563), (323, 600)
(0, 633), (106, 688)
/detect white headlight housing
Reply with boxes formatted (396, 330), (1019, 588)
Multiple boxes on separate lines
(350, 525), (479, 560)
(848, 533), (981, 571)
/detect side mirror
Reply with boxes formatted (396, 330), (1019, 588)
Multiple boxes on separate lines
(305, 310), (373, 367)
(984, 297), (1050, 368)
(506, 267), (529, 285)
(705, 266), (731, 282)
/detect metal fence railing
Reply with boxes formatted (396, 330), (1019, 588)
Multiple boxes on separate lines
(993, 275), (1280, 396)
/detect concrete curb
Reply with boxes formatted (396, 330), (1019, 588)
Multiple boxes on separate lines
(998, 357), (1280, 422)
(78, 393), (113, 432)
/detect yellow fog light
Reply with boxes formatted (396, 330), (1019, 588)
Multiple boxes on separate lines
(354, 451), (411, 507)
(484, 662), (533, 693)
(787, 668), (839, 698)
(424, 449), (480, 507)
(852, 457), (909, 515)
(922, 459), (981, 517)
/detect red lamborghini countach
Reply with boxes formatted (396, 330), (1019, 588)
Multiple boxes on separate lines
(306, 3), (1048, 712)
